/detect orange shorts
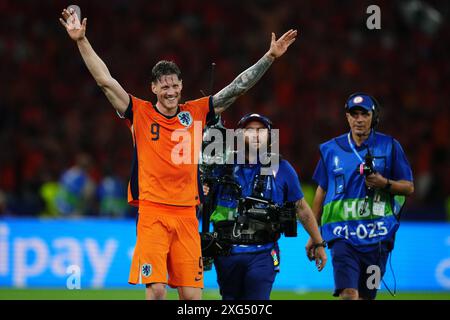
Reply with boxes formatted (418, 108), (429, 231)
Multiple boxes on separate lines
(128, 202), (203, 288)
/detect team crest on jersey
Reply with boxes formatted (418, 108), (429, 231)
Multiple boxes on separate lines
(141, 264), (152, 277)
(177, 111), (193, 127)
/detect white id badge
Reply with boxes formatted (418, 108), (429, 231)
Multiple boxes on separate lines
(372, 201), (385, 217)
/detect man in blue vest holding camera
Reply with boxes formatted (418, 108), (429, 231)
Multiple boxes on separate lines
(308, 93), (414, 300)
(203, 113), (327, 300)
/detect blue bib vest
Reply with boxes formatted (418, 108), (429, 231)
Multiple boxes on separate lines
(318, 131), (403, 249)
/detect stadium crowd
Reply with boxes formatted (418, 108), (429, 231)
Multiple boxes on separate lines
(0, 0), (448, 219)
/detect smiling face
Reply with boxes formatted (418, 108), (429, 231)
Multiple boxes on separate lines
(151, 74), (183, 115)
(346, 107), (373, 137)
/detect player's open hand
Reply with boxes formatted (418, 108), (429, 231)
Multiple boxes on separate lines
(267, 29), (297, 59)
(59, 7), (87, 41)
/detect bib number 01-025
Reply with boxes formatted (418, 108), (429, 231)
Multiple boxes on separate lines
(333, 221), (388, 240)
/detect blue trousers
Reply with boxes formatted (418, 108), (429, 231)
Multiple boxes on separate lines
(330, 240), (390, 300)
(214, 248), (278, 300)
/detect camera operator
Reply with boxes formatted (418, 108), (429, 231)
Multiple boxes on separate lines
(203, 113), (326, 300)
(308, 93), (414, 300)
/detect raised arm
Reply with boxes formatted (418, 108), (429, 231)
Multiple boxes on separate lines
(59, 8), (129, 115)
(212, 29), (297, 114)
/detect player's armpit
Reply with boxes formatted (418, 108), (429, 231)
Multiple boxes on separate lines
(99, 77), (130, 116)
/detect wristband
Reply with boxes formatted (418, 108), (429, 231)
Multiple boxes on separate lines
(313, 240), (327, 250)
(384, 178), (392, 191)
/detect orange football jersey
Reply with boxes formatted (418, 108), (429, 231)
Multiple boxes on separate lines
(123, 95), (214, 207)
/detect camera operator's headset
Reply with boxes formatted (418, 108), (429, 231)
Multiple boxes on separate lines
(344, 93), (381, 129)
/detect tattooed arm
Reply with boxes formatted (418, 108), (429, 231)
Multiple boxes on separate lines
(212, 29), (297, 114)
(213, 54), (274, 113)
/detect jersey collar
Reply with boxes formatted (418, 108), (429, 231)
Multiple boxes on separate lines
(152, 102), (180, 119)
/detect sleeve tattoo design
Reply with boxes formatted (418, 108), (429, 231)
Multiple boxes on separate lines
(212, 55), (274, 112)
(296, 199), (312, 227)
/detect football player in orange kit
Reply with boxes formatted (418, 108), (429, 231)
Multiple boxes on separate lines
(60, 7), (297, 300)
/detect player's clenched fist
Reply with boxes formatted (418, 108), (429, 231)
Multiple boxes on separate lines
(59, 7), (87, 41)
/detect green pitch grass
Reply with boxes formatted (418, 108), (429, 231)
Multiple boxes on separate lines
(0, 289), (449, 300)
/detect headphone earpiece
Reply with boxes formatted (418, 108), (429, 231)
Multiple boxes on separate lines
(345, 92), (380, 129)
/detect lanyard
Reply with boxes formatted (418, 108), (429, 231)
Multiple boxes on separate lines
(347, 132), (365, 164)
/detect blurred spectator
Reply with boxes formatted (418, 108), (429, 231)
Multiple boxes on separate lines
(55, 153), (96, 216)
(0, 0), (448, 219)
(39, 181), (61, 217)
(96, 170), (128, 218)
(0, 191), (12, 216)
